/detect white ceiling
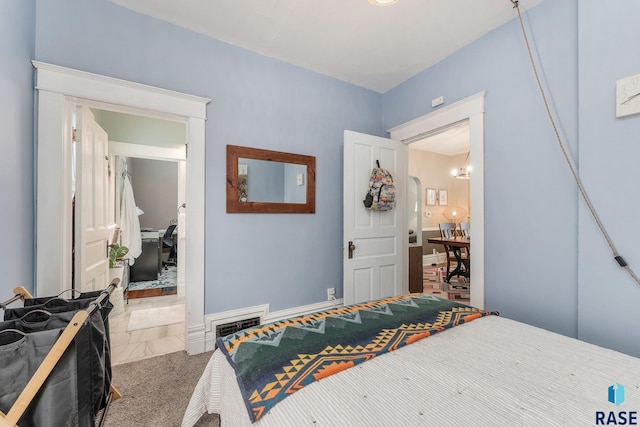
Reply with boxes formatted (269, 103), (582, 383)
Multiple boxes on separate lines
(108, 0), (544, 93)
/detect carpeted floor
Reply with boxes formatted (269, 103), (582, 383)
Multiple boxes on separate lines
(104, 350), (220, 427)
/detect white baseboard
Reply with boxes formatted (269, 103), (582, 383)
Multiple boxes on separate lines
(186, 323), (206, 355)
(202, 298), (344, 352)
(423, 253), (446, 265)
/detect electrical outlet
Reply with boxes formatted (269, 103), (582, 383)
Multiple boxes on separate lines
(327, 288), (335, 301)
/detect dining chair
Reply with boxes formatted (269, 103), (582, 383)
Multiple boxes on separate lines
(459, 221), (470, 238)
(439, 222), (457, 239)
(459, 221), (471, 259)
(438, 223), (457, 275)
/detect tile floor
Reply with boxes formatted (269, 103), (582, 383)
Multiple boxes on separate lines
(109, 294), (185, 366)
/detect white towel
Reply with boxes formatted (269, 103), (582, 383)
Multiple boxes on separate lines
(119, 175), (142, 264)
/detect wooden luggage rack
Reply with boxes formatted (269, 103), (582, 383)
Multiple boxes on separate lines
(0, 282), (122, 427)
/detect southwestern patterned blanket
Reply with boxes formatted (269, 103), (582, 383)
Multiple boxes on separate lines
(216, 294), (498, 422)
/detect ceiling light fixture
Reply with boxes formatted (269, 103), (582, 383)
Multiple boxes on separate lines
(451, 152), (471, 180)
(368, 0), (398, 6)
(452, 167), (471, 180)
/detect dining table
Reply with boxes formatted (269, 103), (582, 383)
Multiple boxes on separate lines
(426, 236), (470, 283)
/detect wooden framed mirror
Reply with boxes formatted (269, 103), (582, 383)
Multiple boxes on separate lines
(226, 145), (316, 213)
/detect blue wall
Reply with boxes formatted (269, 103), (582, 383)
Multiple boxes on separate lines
(33, 0), (382, 313)
(0, 0), (35, 299)
(576, 0), (640, 357)
(384, 0), (640, 356)
(4, 0), (639, 357)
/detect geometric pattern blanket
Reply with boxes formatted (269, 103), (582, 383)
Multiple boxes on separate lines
(216, 294), (499, 422)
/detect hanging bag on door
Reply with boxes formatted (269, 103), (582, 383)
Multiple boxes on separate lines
(363, 161), (395, 211)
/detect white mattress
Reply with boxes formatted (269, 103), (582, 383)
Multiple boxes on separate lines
(182, 315), (640, 426)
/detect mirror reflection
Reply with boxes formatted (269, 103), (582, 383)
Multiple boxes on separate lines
(226, 145), (315, 214)
(238, 158), (307, 204)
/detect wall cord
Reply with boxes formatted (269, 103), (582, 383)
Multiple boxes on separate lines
(510, 0), (639, 286)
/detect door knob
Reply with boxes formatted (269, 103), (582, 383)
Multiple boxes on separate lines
(348, 241), (356, 259)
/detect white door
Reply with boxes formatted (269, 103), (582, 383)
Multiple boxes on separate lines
(343, 130), (407, 305)
(75, 106), (111, 292)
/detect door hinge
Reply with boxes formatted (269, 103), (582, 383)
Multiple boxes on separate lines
(72, 127), (78, 143)
(185, 143), (189, 158)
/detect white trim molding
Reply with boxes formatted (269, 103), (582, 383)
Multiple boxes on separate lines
(389, 91), (486, 309)
(423, 253), (446, 266)
(32, 61), (210, 355)
(109, 141), (186, 161)
(204, 299), (345, 352)
(33, 61), (208, 119)
(388, 91), (485, 141)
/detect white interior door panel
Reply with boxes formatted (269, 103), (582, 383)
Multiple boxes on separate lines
(75, 106), (110, 292)
(343, 130), (407, 305)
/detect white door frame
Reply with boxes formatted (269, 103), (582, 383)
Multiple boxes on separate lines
(388, 91), (486, 308)
(33, 61), (210, 354)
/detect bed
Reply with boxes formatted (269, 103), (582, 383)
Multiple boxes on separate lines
(182, 294), (640, 426)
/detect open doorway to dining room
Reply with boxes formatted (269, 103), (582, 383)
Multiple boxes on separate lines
(408, 120), (471, 303)
(389, 91), (485, 309)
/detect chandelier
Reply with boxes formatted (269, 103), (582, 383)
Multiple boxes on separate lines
(451, 152), (471, 180)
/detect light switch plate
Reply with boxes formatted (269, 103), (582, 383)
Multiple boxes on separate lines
(616, 73), (640, 118)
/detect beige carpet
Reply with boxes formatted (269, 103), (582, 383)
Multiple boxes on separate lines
(127, 304), (185, 332)
(104, 350), (219, 426)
